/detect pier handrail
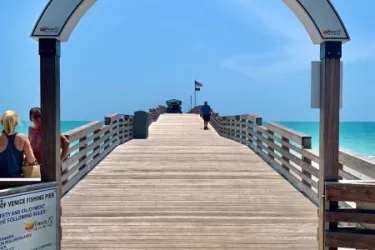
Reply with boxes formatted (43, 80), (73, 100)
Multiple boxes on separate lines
(324, 180), (375, 249)
(61, 114), (133, 195)
(61, 105), (166, 195)
(189, 107), (375, 205)
(148, 105), (166, 127)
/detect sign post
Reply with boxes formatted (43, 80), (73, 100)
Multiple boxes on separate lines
(31, 1), (97, 248)
(318, 41), (342, 250)
(283, 1), (350, 249)
(38, 38), (62, 248)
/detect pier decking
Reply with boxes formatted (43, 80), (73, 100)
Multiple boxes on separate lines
(61, 114), (317, 249)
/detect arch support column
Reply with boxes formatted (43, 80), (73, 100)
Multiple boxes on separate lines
(318, 41), (342, 250)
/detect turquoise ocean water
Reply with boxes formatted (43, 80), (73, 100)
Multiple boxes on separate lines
(1, 121), (375, 156)
(0, 121), (91, 134)
(277, 122), (375, 156)
(0, 121), (92, 154)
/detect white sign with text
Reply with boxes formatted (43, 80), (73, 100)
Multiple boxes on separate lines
(31, 0), (97, 42)
(0, 187), (58, 250)
(283, 0), (350, 44)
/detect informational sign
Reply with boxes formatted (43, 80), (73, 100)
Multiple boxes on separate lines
(0, 187), (58, 250)
(283, 0), (350, 45)
(31, 0), (97, 42)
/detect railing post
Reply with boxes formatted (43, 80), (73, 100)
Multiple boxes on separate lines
(231, 117), (235, 141)
(218, 115), (224, 136)
(129, 116), (134, 139)
(266, 130), (275, 162)
(281, 137), (291, 173)
(318, 41), (341, 250)
(222, 117), (227, 138)
(240, 116), (246, 145)
(235, 116), (241, 142)
(123, 115), (129, 142)
(91, 128), (101, 169)
(302, 139), (313, 193)
(255, 118), (263, 154)
(104, 116), (113, 151)
(78, 135), (88, 170)
(118, 115), (124, 144)
(114, 118), (120, 146)
(338, 164), (343, 180)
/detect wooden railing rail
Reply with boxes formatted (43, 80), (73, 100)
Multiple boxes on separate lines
(148, 109), (155, 127)
(1, 105), (166, 193)
(189, 107), (375, 206)
(61, 105), (166, 195)
(324, 181), (375, 249)
(148, 105), (166, 127)
(62, 105), (166, 195)
(61, 114), (133, 195)
(189, 106), (201, 114)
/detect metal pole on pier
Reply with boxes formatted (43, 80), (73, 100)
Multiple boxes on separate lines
(194, 89), (197, 108)
(190, 95), (193, 112)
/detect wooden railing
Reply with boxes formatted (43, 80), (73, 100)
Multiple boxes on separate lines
(1, 105), (166, 193)
(61, 105), (166, 195)
(189, 106), (201, 114)
(148, 105), (166, 127)
(61, 114), (133, 195)
(324, 181), (375, 249)
(190, 108), (375, 202)
(190, 107), (375, 249)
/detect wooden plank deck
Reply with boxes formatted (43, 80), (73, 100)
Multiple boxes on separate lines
(61, 114), (318, 249)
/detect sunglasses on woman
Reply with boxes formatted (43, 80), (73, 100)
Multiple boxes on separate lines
(33, 115), (41, 119)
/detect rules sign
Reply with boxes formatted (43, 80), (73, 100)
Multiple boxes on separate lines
(0, 187), (58, 250)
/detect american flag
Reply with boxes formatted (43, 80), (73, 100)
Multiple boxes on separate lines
(195, 80), (203, 87)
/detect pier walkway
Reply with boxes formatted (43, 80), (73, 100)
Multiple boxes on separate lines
(61, 114), (317, 249)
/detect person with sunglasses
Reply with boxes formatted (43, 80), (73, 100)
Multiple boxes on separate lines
(28, 107), (70, 164)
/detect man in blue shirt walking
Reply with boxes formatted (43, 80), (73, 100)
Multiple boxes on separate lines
(200, 101), (212, 130)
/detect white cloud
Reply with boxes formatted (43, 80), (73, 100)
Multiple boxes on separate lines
(221, 0), (375, 81)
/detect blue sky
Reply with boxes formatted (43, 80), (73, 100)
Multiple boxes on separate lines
(0, 0), (374, 121)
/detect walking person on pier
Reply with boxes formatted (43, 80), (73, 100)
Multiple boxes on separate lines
(28, 107), (70, 164)
(200, 101), (212, 130)
(0, 110), (36, 177)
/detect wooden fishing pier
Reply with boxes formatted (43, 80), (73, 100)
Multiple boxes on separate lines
(51, 108), (375, 249)
(1, 106), (375, 249)
(1, 0), (375, 249)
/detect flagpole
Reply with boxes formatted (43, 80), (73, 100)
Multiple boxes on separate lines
(194, 88), (196, 107)
(190, 95), (193, 111)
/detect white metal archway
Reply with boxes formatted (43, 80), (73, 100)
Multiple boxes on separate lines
(30, 1), (351, 250)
